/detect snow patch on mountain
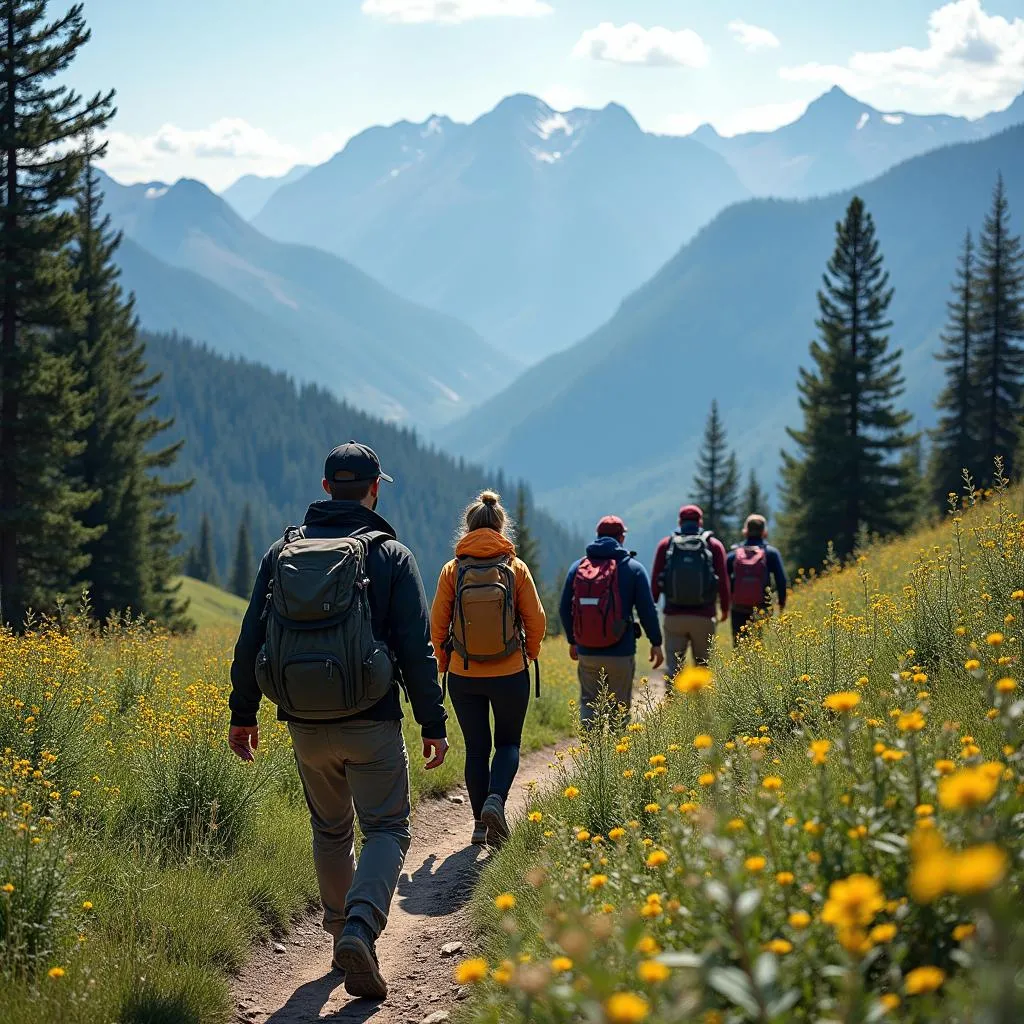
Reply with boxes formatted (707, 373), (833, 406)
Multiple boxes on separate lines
(856, 112), (870, 130)
(533, 112), (574, 140)
(883, 114), (905, 126)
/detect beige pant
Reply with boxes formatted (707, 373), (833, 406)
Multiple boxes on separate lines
(662, 614), (716, 677)
(578, 654), (636, 725)
(288, 720), (411, 941)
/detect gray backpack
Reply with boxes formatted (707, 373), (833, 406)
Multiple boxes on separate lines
(661, 530), (719, 607)
(254, 528), (394, 719)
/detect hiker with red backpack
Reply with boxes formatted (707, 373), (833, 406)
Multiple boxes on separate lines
(727, 514), (787, 641)
(558, 516), (664, 726)
(430, 490), (546, 848)
(651, 505), (731, 674)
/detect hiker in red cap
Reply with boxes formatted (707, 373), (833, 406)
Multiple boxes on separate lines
(559, 516), (663, 724)
(651, 505), (730, 674)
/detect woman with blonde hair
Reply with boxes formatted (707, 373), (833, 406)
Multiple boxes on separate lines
(431, 490), (546, 846)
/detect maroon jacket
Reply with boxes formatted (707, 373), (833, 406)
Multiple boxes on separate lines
(651, 531), (731, 619)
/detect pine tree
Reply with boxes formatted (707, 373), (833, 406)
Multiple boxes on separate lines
(514, 485), (542, 581)
(741, 469), (770, 525)
(230, 507), (254, 599)
(194, 514), (219, 586)
(929, 231), (980, 506)
(61, 147), (189, 624)
(972, 175), (1024, 482)
(0, 1), (114, 626)
(693, 400), (740, 540)
(778, 197), (916, 569)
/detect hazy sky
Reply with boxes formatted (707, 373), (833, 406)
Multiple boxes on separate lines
(73, 0), (1024, 190)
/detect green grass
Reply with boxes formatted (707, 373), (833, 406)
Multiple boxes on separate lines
(461, 490), (1024, 1023)
(177, 576), (249, 631)
(0, 619), (579, 1024)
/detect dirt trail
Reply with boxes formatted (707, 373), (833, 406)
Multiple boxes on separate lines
(232, 744), (561, 1024)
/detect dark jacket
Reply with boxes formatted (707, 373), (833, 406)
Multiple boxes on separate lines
(229, 501), (447, 739)
(651, 525), (731, 619)
(726, 539), (788, 610)
(559, 537), (663, 657)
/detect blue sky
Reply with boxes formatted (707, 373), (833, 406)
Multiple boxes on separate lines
(76, 0), (1024, 189)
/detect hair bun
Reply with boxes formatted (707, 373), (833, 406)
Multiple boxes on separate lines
(479, 490), (499, 506)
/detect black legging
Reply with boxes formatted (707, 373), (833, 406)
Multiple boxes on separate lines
(447, 670), (530, 820)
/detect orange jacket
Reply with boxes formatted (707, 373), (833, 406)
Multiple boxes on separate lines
(431, 529), (547, 677)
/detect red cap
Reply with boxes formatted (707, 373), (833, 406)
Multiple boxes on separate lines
(679, 504), (703, 522)
(596, 515), (627, 539)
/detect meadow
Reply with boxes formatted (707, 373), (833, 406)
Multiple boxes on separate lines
(464, 484), (1024, 1024)
(0, 604), (578, 1023)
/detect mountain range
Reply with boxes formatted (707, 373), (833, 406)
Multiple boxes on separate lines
(221, 165), (311, 219)
(691, 86), (1024, 199)
(441, 126), (1024, 559)
(98, 170), (515, 427)
(252, 95), (750, 362)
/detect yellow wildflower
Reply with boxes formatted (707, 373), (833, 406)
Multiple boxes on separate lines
(551, 956), (573, 974)
(693, 734), (713, 749)
(673, 666), (713, 694)
(637, 959), (670, 983)
(605, 992), (650, 1023)
(646, 850), (669, 868)
(564, 786), (580, 799)
(897, 711), (926, 732)
(776, 871), (795, 886)
(454, 958), (489, 985)
(763, 939), (792, 955)
(494, 893), (516, 912)
(939, 766), (999, 810)
(823, 691), (861, 713)
(589, 874), (609, 890)
(788, 910), (811, 929)
(905, 966), (945, 996)
(745, 856), (767, 873)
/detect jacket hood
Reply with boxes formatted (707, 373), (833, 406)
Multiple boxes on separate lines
(302, 500), (397, 539)
(586, 536), (630, 561)
(455, 528), (517, 559)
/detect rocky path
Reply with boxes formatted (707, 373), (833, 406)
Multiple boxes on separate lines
(232, 744), (561, 1024)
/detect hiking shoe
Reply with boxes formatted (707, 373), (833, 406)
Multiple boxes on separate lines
(471, 819), (488, 846)
(333, 920), (387, 1000)
(481, 793), (509, 847)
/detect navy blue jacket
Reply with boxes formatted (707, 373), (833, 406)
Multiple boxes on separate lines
(559, 537), (663, 657)
(726, 539), (788, 610)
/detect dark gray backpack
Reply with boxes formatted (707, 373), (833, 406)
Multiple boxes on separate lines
(660, 530), (718, 607)
(254, 528), (394, 719)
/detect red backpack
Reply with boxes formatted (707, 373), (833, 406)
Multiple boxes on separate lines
(732, 545), (769, 608)
(572, 557), (627, 648)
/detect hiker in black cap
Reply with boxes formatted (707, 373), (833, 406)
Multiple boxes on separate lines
(228, 441), (447, 1002)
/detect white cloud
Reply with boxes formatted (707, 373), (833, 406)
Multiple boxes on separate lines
(572, 22), (710, 69)
(780, 0), (1024, 115)
(99, 118), (349, 191)
(727, 20), (780, 53)
(361, 0), (552, 24)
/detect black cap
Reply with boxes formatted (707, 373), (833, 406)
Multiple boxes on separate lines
(324, 441), (393, 485)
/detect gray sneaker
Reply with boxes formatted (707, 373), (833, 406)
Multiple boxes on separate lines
(480, 793), (509, 847)
(333, 920), (387, 1000)
(471, 819), (488, 846)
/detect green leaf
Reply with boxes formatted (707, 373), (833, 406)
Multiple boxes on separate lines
(708, 966), (761, 1017)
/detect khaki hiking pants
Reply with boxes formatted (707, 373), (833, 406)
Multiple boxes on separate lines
(577, 654), (636, 725)
(663, 614), (716, 677)
(288, 719), (412, 941)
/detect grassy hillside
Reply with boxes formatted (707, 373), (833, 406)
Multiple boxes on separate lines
(177, 576), (247, 631)
(0, 613), (580, 1024)
(465, 487), (1024, 1021)
(442, 126), (1024, 558)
